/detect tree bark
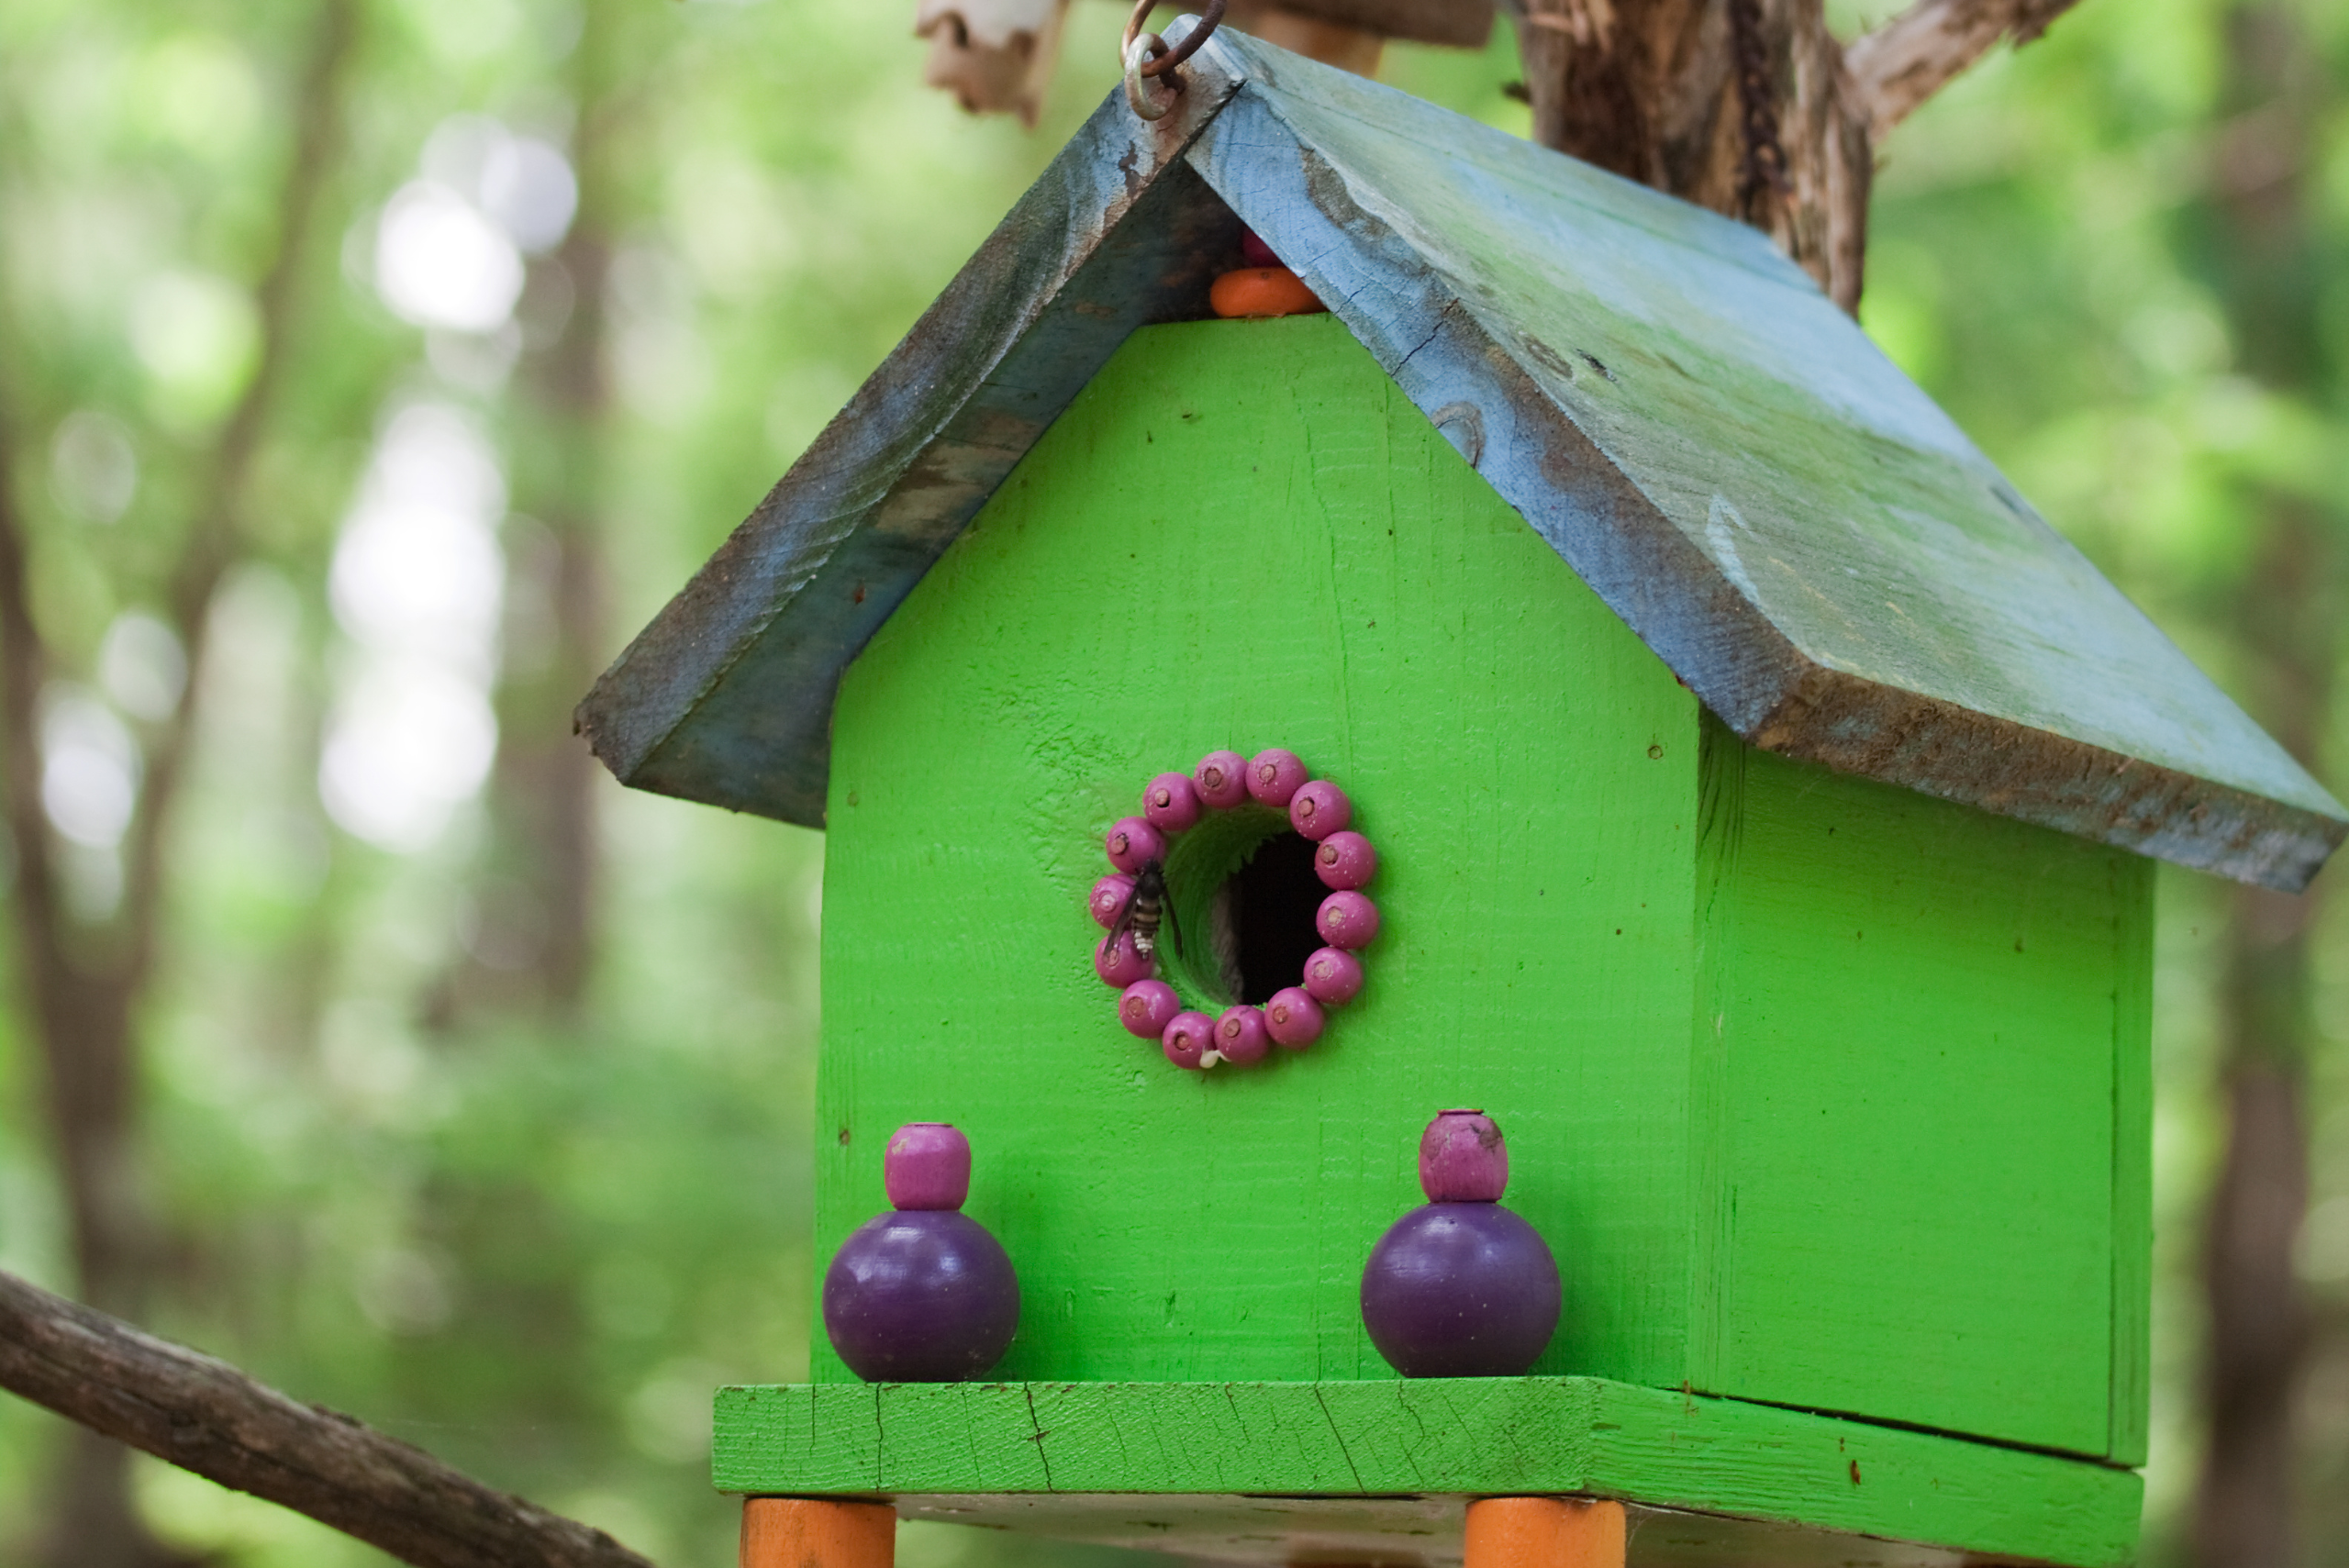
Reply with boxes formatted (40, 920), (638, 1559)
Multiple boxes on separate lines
(0, 2), (359, 1562)
(2197, 502), (2329, 1568)
(461, 0), (621, 1020)
(2190, 8), (2335, 1561)
(1511, 0), (2080, 312)
(0, 1269), (660, 1568)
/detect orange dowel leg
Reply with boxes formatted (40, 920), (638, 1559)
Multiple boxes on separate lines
(740, 1496), (896, 1568)
(1464, 1497), (1628, 1568)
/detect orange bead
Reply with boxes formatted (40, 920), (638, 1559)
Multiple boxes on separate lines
(1209, 267), (1325, 319)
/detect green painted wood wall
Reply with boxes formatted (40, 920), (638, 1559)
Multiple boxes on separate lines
(816, 315), (2152, 1466)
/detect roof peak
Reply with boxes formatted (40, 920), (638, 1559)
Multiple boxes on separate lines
(578, 25), (2343, 891)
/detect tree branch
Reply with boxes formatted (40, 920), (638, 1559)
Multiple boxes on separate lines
(0, 1268), (663, 1568)
(1843, 0), (2081, 139)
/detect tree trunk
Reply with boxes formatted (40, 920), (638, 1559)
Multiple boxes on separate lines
(1515, 0), (1867, 306)
(2188, 10), (2336, 1559)
(1511, 0), (2080, 314)
(2196, 501), (2329, 1568)
(462, 0), (619, 1020)
(0, 4), (359, 1562)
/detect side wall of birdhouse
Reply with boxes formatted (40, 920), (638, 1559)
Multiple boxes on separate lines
(813, 315), (2150, 1467)
(1693, 727), (2154, 1464)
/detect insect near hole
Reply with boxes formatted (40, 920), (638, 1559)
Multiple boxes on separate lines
(1209, 831), (1326, 1005)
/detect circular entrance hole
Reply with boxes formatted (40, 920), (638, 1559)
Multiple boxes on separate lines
(1161, 806), (1329, 1007)
(1217, 832), (1326, 1004)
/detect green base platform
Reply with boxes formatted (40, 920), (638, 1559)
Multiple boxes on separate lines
(713, 1378), (2140, 1567)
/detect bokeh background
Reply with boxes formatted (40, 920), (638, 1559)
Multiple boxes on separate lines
(0, 1), (2343, 1564)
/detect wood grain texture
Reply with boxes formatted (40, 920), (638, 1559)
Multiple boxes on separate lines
(1692, 746), (2152, 1458)
(2106, 864), (2154, 1467)
(1465, 1496), (1626, 1568)
(0, 1268), (657, 1568)
(740, 1496), (894, 1568)
(816, 317), (2147, 1464)
(886, 1492), (2068, 1567)
(709, 1378), (2142, 1565)
(824, 315), (1708, 1396)
(578, 26), (2342, 887)
(1187, 31), (2342, 888)
(573, 18), (1246, 824)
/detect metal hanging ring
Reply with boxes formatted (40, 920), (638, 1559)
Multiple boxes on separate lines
(1121, 0), (1228, 80)
(1124, 33), (1177, 120)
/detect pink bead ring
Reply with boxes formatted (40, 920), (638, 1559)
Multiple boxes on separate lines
(1092, 748), (1381, 1072)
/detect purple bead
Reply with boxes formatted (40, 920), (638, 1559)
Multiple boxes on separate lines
(1091, 873), (1136, 928)
(1288, 781), (1352, 841)
(1246, 749), (1308, 808)
(1214, 1006), (1271, 1066)
(1194, 750), (1250, 810)
(885, 1123), (972, 1210)
(1095, 931), (1152, 987)
(824, 1209), (1020, 1382)
(1313, 830), (1376, 889)
(1143, 773), (1202, 833)
(1119, 980), (1181, 1039)
(1163, 1011), (1216, 1069)
(1106, 816), (1166, 873)
(1264, 987), (1325, 1048)
(1360, 1201), (1558, 1377)
(1317, 890), (1381, 950)
(1240, 229), (1280, 268)
(1419, 1109), (1508, 1202)
(1302, 946), (1364, 1006)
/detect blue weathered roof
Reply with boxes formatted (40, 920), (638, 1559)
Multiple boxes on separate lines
(576, 23), (2344, 891)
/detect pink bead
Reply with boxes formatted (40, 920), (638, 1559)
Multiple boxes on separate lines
(1264, 987), (1325, 1048)
(1119, 980), (1181, 1038)
(1214, 1006), (1271, 1066)
(1247, 749), (1308, 807)
(1419, 1108), (1508, 1202)
(1144, 772), (1202, 833)
(885, 1123), (972, 1211)
(1312, 830), (1376, 889)
(1163, 1011), (1216, 1070)
(1288, 781), (1353, 841)
(1095, 931), (1153, 987)
(1105, 816), (1166, 873)
(1316, 890), (1381, 950)
(1194, 750), (1250, 810)
(1091, 873), (1136, 928)
(1302, 946), (1364, 1005)
(1241, 229), (1280, 267)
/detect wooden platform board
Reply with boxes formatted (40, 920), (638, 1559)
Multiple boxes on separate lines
(891, 1495), (2044, 1567)
(714, 1378), (2140, 1567)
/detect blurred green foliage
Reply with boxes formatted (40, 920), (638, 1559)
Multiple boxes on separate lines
(0, 1), (2343, 1565)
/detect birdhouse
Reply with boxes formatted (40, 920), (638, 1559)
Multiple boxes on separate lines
(577, 24), (2344, 1568)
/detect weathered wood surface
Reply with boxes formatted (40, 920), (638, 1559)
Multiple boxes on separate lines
(573, 17), (1243, 826)
(575, 24), (2343, 887)
(0, 1268), (656, 1568)
(1186, 30), (2341, 887)
(818, 317), (2148, 1461)
(713, 1377), (2141, 1566)
(1685, 730), (2152, 1460)
(885, 1493), (2032, 1567)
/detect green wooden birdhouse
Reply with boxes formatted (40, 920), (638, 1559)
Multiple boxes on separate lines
(577, 23), (2345, 1568)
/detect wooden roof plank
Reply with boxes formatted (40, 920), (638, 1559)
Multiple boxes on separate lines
(575, 23), (2344, 889)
